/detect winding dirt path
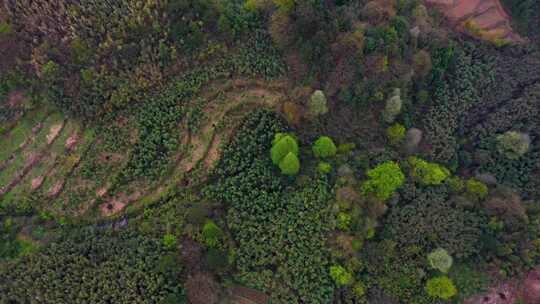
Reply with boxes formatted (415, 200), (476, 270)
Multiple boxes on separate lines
(98, 80), (286, 217)
(426, 0), (524, 43)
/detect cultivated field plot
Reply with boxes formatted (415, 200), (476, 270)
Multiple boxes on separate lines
(0, 79), (286, 219)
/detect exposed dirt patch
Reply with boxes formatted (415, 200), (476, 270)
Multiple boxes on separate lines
(99, 191), (142, 217)
(0, 121), (44, 171)
(46, 181), (64, 198)
(0, 120), (65, 197)
(31, 175), (44, 191)
(98, 152), (124, 164)
(64, 132), (78, 150)
(426, 0), (524, 43)
(46, 122), (64, 145)
(0, 152), (42, 196)
(229, 286), (270, 304)
(7, 91), (26, 108)
(204, 135), (222, 169)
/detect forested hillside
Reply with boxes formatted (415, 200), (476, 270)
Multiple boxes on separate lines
(1, 0), (539, 303)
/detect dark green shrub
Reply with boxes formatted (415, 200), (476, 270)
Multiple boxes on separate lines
(449, 264), (490, 303)
(385, 188), (486, 258)
(205, 248), (229, 271)
(0, 229), (184, 303)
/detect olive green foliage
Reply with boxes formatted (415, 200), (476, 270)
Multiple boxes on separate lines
(0, 21), (12, 34)
(0, 230), (184, 303)
(163, 233), (177, 249)
(271, 133), (299, 164)
(496, 131), (530, 159)
(312, 136), (337, 158)
(308, 90), (328, 118)
(386, 123), (405, 145)
(202, 220), (224, 248)
(382, 89), (402, 123)
(427, 248), (453, 273)
(337, 143), (356, 154)
(446, 176), (465, 193)
(330, 265), (353, 286)
(337, 212), (352, 231)
(408, 157), (450, 186)
(318, 161), (332, 174)
(360, 161), (405, 201)
(466, 178), (489, 201)
(425, 276), (457, 300)
(353, 281), (366, 298)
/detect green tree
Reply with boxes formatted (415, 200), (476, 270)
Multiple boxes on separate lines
(162, 234), (177, 249)
(425, 276), (457, 300)
(387, 123), (406, 145)
(427, 248), (453, 273)
(312, 136), (337, 158)
(279, 151), (300, 175)
(202, 220), (224, 248)
(496, 131), (530, 159)
(318, 161), (332, 174)
(408, 157), (450, 185)
(336, 212), (352, 231)
(360, 161), (405, 200)
(330, 265), (353, 286)
(466, 178), (488, 201)
(308, 90), (328, 118)
(271, 133), (299, 165)
(382, 89), (402, 123)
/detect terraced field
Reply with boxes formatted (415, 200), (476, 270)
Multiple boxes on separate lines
(426, 0), (524, 43)
(0, 79), (286, 220)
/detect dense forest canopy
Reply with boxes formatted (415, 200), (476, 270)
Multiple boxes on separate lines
(0, 0), (540, 303)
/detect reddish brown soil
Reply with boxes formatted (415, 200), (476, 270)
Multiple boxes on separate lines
(0, 121), (44, 172)
(31, 175), (44, 190)
(465, 266), (540, 304)
(426, 0), (524, 43)
(64, 132), (78, 150)
(99, 191), (142, 217)
(229, 286), (270, 304)
(7, 91), (26, 108)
